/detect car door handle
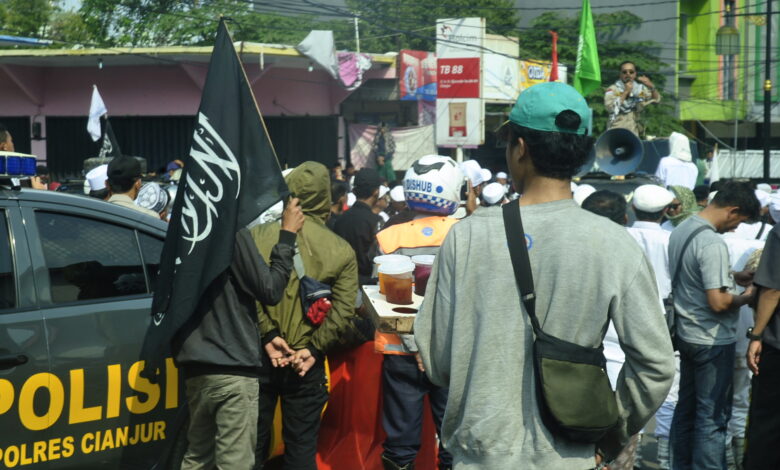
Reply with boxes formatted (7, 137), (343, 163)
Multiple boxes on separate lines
(0, 354), (28, 369)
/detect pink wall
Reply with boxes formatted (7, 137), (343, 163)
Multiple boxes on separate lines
(0, 62), (394, 159)
(0, 64), (350, 117)
(0, 62), (394, 117)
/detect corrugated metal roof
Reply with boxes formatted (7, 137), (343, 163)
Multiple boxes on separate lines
(0, 43), (397, 67)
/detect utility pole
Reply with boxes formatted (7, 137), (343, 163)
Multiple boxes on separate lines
(354, 16), (360, 54)
(764, 0), (773, 179)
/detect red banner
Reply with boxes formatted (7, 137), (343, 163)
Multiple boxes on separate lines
(399, 50), (437, 101)
(437, 57), (480, 99)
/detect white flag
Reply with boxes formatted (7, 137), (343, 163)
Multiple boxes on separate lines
(87, 85), (107, 142)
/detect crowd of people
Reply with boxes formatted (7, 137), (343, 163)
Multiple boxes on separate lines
(4, 75), (780, 470)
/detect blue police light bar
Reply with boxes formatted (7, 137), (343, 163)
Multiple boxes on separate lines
(0, 152), (37, 178)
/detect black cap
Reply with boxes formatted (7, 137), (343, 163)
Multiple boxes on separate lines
(353, 168), (382, 192)
(107, 156), (141, 186)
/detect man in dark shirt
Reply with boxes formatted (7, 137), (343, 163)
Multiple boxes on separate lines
(174, 198), (304, 470)
(334, 168), (382, 285)
(744, 221), (780, 470)
(326, 179), (349, 231)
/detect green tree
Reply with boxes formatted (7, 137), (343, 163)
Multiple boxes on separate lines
(520, 10), (682, 137)
(47, 9), (92, 44)
(341, 0), (519, 53)
(78, 0), (321, 47)
(0, 0), (54, 37)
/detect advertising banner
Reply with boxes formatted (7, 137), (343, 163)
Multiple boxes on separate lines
(483, 54), (520, 102)
(435, 99), (483, 148)
(518, 61), (568, 91)
(436, 18), (485, 147)
(399, 50), (437, 101)
(437, 57), (480, 99)
(436, 17), (484, 59)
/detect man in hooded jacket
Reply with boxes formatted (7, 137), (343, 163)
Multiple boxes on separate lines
(251, 162), (371, 470)
(655, 132), (698, 190)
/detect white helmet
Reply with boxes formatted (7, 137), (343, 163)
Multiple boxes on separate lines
(403, 155), (464, 215)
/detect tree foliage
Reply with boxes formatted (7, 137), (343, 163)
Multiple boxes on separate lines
(341, 0), (519, 53)
(520, 10), (682, 137)
(0, 0), (53, 36)
(77, 0), (320, 46)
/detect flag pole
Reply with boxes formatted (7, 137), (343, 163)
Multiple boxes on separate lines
(219, 18), (284, 170)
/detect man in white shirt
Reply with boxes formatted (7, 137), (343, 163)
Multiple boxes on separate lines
(626, 184), (678, 470)
(731, 189), (772, 241)
(720, 233), (765, 468)
(628, 184), (675, 298)
(655, 132), (699, 190)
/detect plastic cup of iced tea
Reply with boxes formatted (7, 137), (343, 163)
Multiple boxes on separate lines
(378, 260), (415, 305)
(374, 254), (411, 294)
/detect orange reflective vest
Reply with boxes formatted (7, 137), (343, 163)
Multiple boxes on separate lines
(376, 216), (458, 255)
(374, 216), (459, 355)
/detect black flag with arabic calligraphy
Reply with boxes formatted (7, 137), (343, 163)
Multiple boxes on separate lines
(139, 19), (288, 379)
(97, 119), (122, 159)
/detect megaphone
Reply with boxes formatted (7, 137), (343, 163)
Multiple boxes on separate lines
(592, 128), (645, 176)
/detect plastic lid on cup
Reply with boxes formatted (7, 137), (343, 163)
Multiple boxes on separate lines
(411, 255), (435, 266)
(378, 259), (415, 275)
(373, 254), (411, 266)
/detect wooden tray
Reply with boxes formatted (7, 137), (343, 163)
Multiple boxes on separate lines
(361, 285), (423, 334)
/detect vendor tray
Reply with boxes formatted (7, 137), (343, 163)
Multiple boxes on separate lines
(361, 285), (423, 334)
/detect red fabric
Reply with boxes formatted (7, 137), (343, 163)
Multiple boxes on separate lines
(549, 31), (559, 82)
(307, 298), (331, 326)
(316, 342), (439, 470)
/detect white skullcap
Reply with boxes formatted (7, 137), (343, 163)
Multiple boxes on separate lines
(633, 185), (675, 212)
(570, 182), (578, 192)
(378, 185), (390, 199)
(135, 182), (169, 213)
(480, 168), (492, 184)
(708, 191), (718, 203)
(482, 182), (506, 205)
(496, 171), (508, 179)
(250, 200), (284, 227)
(757, 183), (772, 193)
(86, 164), (108, 192)
(460, 160), (483, 185)
(390, 185), (405, 202)
(347, 192), (356, 207)
(573, 184), (596, 206)
(770, 194), (780, 223)
(755, 189), (771, 208)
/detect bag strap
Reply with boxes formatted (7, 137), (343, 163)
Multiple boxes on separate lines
(293, 246), (306, 279)
(756, 220), (767, 240)
(502, 199), (542, 333)
(671, 225), (712, 288)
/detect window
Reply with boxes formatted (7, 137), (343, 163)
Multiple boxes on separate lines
(36, 212), (147, 303)
(0, 211), (15, 309)
(139, 233), (164, 292)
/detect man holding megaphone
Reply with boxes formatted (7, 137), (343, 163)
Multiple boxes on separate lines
(604, 61), (661, 137)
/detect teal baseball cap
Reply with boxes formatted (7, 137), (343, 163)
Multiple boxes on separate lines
(506, 82), (591, 136)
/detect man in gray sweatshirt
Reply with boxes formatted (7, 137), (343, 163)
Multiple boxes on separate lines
(414, 82), (675, 469)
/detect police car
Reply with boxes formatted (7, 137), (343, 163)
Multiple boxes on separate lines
(0, 153), (187, 469)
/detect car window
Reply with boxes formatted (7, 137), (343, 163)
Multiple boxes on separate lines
(139, 232), (164, 292)
(0, 211), (15, 310)
(36, 211), (147, 303)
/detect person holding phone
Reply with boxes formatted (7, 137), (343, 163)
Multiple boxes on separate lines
(604, 61), (661, 137)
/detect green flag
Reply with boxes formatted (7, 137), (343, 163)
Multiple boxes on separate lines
(573, 0), (601, 96)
